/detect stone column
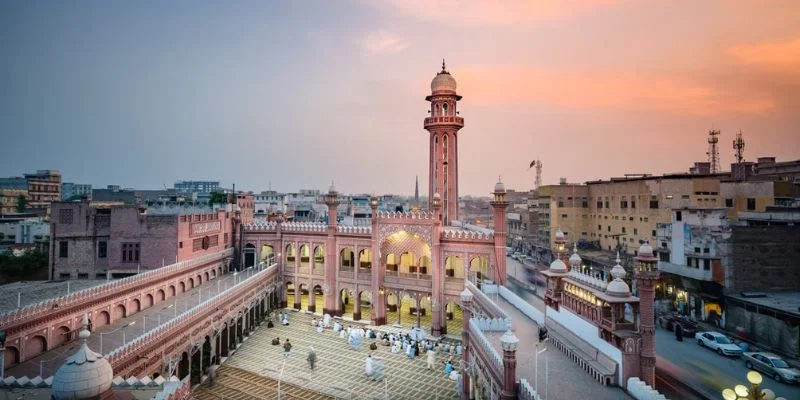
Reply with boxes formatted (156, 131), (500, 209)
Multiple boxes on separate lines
(490, 179), (509, 285)
(634, 242), (660, 388)
(308, 289), (316, 313)
(324, 184), (339, 316)
(432, 193), (443, 336)
(500, 330), (519, 400)
(460, 289), (473, 400)
(369, 196), (386, 325)
(353, 293), (362, 321)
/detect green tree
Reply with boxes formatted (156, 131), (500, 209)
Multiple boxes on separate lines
(0, 248), (49, 283)
(16, 194), (27, 212)
(208, 191), (227, 205)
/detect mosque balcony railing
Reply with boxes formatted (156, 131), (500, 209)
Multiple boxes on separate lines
(0, 248), (233, 328)
(600, 318), (635, 332)
(424, 116), (464, 128)
(357, 272), (372, 281)
(106, 261), (279, 372)
(383, 275), (433, 289)
(468, 318), (504, 384)
(338, 271), (355, 280)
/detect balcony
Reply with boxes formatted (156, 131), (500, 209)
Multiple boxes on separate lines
(657, 261), (713, 281)
(423, 116), (464, 129)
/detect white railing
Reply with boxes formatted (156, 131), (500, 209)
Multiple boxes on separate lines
(499, 286), (544, 325)
(519, 379), (544, 400)
(567, 269), (609, 291)
(0, 248), (233, 326)
(466, 281), (509, 320)
(472, 317), (510, 332)
(375, 210), (435, 220)
(336, 225), (372, 235)
(626, 377), (669, 400)
(468, 318), (504, 381)
(281, 222), (327, 232)
(105, 262), (277, 369)
(442, 228), (494, 241)
(244, 220), (278, 231)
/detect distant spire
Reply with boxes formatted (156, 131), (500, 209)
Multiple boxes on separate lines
(442, 59), (446, 71)
(414, 175), (419, 204)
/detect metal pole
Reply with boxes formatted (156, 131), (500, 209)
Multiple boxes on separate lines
(545, 353), (549, 400)
(535, 344), (538, 395)
(0, 345), (5, 379)
(67, 281), (70, 295)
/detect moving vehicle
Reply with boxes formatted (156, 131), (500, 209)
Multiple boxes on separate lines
(742, 352), (800, 384)
(696, 331), (743, 356)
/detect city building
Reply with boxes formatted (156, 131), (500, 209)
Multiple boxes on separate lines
(0, 177), (29, 216)
(23, 170), (62, 213)
(61, 182), (92, 201)
(254, 190), (285, 215)
(174, 180), (220, 193)
(49, 200), (246, 280)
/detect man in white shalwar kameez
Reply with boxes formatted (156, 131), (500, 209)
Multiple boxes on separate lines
(426, 348), (436, 370)
(365, 354), (374, 377)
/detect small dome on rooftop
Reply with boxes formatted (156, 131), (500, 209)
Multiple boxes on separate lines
(637, 241), (655, 258)
(52, 314), (113, 400)
(494, 177), (506, 193)
(549, 258), (567, 273)
(569, 243), (582, 268)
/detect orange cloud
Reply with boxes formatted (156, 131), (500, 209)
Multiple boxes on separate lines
(359, 30), (411, 55)
(376, 0), (624, 25)
(727, 36), (800, 73)
(453, 65), (776, 116)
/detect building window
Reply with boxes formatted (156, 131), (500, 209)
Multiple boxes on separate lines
(622, 227), (626, 233)
(694, 247), (701, 253)
(703, 259), (711, 270)
(561, 214), (568, 219)
(59, 209), (73, 224)
(747, 198), (756, 210)
(607, 226), (611, 232)
(98, 241), (107, 258)
(78, 273), (89, 279)
(631, 200), (636, 209)
(659, 252), (669, 262)
(597, 201), (603, 209)
(676, 211), (682, 221)
(725, 198), (733, 207)
(179, 241), (183, 249)
(59, 241), (68, 258)
(703, 248), (709, 254)
(122, 243), (140, 262)
(652, 230), (656, 237)
(649, 200), (659, 209)
(634, 228), (638, 235)
(598, 225), (602, 230)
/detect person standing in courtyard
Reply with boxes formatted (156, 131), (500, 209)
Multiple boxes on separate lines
(283, 338), (292, 357)
(307, 346), (317, 371)
(426, 347), (436, 370)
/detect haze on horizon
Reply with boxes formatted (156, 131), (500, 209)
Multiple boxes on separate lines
(1, 0), (798, 196)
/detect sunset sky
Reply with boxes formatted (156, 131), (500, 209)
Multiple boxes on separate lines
(2, 1), (798, 196)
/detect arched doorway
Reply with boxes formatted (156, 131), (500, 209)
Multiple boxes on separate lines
(261, 244), (275, 264)
(299, 245), (310, 271)
(298, 283), (309, 310)
(286, 282), (298, 310)
(470, 256), (489, 282)
(3, 347), (19, 369)
(244, 243), (256, 269)
(445, 256), (465, 279)
(52, 325), (70, 347)
(95, 311), (110, 328)
(179, 282), (186, 293)
(130, 298), (141, 315)
(112, 304), (126, 321)
(188, 277), (195, 289)
(445, 300), (464, 336)
(340, 248), (354, 271)
(385, 292), (399, 325)
(399, 252), (416, 276)
(419, 256), (431, 278)
(285, 244), (296, 268)
(357, 291), (372, 321)
(340, 289), (354, 319)
(143, 294), (154, 309)
(177, 351), (189, 379)
(359, 249), (372, 270)
(385, 253), (398, 274)
(313, 246), (324, 272)
(169, 285), (176, 297)
(220, 322), (229, 358)
(24, 335), (47, 360)
(157, 289), (166, 302)
(310, 285), (323, 313)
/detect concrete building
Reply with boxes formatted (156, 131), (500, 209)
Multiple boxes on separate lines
(49, 201), (242, 280)
(0, 178), (29, 216)
(23, 170), (62, 213)
(174, 180), (220, 193)
(254, 190), (285, 215)
(61, 183), (92, 201)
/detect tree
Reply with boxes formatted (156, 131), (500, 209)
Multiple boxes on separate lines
(208, 192), (227, 205)
(16, 194), (27, 213)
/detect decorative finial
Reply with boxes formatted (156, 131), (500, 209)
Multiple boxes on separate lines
(442, 58), (446, 72)
(615, 251), (621, 264)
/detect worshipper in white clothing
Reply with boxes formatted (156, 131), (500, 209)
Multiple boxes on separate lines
(339, 328), (346, 339)
(334, 321), (341, 332)
(282, 313), (289, 326)
(410, 328), (418, 341)
(391, 342), (399, 353)
(323, 313), (332, 328)
(406, 341), (415, 359)
(426, 348), (436, 370)
(316, 322), (324, 334)
(365, 354), (374, 377)
(311, 317), (317, 327)
(455, 344), (463, 355)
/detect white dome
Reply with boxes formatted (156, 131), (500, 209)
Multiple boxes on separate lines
(638, 242), (653, 257)
(494, 178), (506, 193)
(52, 315), (113, 400)
(606, 279), (631, 297)
(569, 244), (582, 267)
(555, 229), (565, 242)
(431, 71), (457, 93)
(549, 258), (567, 273)
(433, 192), (441, 200)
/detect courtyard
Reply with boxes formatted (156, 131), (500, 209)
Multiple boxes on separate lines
(195, 310), (463, 399)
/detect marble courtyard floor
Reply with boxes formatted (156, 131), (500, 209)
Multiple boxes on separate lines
(194, 310), (462, 400)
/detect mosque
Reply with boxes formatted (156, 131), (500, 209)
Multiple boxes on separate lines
(240, 61), (510, 337)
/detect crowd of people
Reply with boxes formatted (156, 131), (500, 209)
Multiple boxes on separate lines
(267, 310), (464, 395)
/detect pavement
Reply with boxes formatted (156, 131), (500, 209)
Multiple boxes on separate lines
(0, 279), (109, 314)
(5, 267), (262, 378)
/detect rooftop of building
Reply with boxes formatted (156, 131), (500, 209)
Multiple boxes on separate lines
(0, 280), (108, 315)
(726, 291), (800, 317)
(0, 177), (28, 189)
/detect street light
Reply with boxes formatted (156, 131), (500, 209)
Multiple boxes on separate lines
(99, 321), (136, 354)
(721, 370), (784, 400)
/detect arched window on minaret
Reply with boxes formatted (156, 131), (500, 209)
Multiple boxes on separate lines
(442, 103), (448, 116)
(435, 104), (440, 116)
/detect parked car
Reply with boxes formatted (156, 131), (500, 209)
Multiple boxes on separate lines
(696, 331), (743, 356)
(658, 315), (697, 338)
(742, 352), (800, 384)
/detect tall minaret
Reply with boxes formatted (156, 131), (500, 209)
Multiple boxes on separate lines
(414, 175), (420, 206)
(634, 241), (660, 387)
(425, 60), (464, 225)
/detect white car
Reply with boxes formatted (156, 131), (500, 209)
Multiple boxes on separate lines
(696, 331), (743, 356)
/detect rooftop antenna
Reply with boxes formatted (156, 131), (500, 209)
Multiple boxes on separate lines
(535, 159), (542, 189)
(733, 130), (745, 163)
(706, 129), (721, 173)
